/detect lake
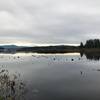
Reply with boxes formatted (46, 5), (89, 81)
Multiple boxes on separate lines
(0, 52), (100, 100)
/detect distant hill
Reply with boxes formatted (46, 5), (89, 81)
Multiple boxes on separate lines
(0, 44), (79, 53)
(1, 45), (18, 49)
(17, 45), (78, 53)
(0, 45), (28, 49)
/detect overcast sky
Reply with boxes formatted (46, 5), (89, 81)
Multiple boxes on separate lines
(0, 0), (100, 46)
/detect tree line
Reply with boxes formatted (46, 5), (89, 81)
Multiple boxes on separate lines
(80, 39), (100, 48)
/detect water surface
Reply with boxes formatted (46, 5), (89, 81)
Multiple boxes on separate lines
(0, 53), (100, 100)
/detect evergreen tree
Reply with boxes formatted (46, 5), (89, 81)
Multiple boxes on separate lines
(84, 39), (100, 48)
(80, 42), (84, 48)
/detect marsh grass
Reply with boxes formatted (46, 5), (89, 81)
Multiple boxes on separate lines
(0, 68), (26, 100)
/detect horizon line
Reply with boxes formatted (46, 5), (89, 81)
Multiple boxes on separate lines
(0, 43), (80, 47)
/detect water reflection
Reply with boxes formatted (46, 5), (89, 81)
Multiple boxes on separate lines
(81, 52), (100, 61)
(0, 52), (100, 100)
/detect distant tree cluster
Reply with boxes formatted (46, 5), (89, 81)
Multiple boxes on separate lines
(80, 39), (100, 48)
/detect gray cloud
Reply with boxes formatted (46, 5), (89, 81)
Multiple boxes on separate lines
(0, 0), (100, 45)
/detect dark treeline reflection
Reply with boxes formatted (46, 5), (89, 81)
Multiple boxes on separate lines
(80, 52), (100, 61)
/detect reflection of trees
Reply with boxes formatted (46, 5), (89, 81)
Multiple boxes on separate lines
(83, 52), (100, 61)
(0, 69), (26, 100)
(80, 52), (83, 57)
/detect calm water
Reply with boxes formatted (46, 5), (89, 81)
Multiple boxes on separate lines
(0, 53), (100, 100)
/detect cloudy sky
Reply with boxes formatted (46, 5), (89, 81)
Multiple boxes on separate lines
(0, 0), (100, 46)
